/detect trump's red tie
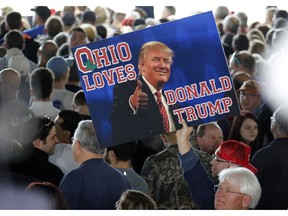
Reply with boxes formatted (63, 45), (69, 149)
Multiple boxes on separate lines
(155, 90), (170, 133)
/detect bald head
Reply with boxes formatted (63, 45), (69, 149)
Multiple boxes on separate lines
(0, 68), (21, 101)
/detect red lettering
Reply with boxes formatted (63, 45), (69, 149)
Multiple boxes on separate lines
(184, 106), (198, 121)
(199, 81), (212, 97)
(93, 47), (111, 68)
(219, 76), (232, 91)
(164, 90), (176, 105)
(173, 108), (185, 123)
(74, 47), (94, 74)
(108, 45), (119, 65)
(114, 66), (127, 83)
(195, 103), (208, 119)
(184, 84), (199, 100)
(82, 75), (95, 91)
(209, 79), (222, 94)
(117, 42), (132, 62)
(207, 99), (223, 116)
(125, 64), (137, 80)
(221, 97), (233, 112)
(92, 72), (105, 88)
(102, 69), (116, 86)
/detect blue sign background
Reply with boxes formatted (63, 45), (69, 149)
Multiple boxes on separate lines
(72, 11), (240, 148)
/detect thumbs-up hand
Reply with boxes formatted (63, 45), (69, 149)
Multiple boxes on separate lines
(130, 80), (148, 110)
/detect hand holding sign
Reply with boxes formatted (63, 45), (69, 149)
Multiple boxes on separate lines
(176, 119), (193, 155)
(130, 80), (149, 110)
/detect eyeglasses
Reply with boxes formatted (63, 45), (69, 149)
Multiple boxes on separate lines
(212, 154), (231, 163)
(38, 116), (54, 140)
(214, 185), (247, 196)
(239, 91), (260, 98)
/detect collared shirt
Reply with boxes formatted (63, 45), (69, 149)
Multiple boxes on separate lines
(142, 76), (176, 132)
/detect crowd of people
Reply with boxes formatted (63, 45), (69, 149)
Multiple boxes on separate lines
(0, 4), (288, 210)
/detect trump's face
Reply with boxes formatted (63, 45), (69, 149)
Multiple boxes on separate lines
(140, 47), (172, 90)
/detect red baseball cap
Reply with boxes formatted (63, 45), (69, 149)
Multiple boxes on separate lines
(215, 140), (258, 174)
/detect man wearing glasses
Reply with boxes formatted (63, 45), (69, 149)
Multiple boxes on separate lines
(176, 120), (261, 209)
(237, 79), (262, 117)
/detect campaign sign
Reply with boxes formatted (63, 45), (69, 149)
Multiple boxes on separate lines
(72, 11), (240, 148)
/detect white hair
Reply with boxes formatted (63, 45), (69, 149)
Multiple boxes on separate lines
(218, 167), (261, 209)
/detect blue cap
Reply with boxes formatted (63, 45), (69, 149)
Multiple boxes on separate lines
(46, 56), (73, 78)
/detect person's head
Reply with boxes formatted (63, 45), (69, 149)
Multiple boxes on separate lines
(138, 41), (174, 90)
(81, 11), (97, 25)
(25, 182), (68, 209)
(104, 141), (137, 166)
(265, 7), (278, 26)
(80, 23), (97, 42)
(222, 14), (240, 34)
(62, 12), (76, 30)
(248, 39), (266, 57)
(229, 51), (256, 77)
(237, 79), (262, 113)
(5, 11), (22, 30)
(270, 106), (288, 138)
(71, 120), (104, 164)
(20, 116), (58, 155)
(214, 167), (261, 210)
(159, 131), (177, 148)
(116, 189), (157, 210)
(72, 89), (90, 116)
(46, 56), (72, 83)
(232, 33), (249, 52)
(229, 112), (259, 145)
(37, 40), (58, 67)
(0, 68), (21, 101)
(214, 6), (229, 23)
(30, 67), (54, 100)
(210, 140), (257, 178)
(196, 122), (224, 154)
(232, 71), (251, 91)
(68, 27), (88, 53)
(3, 29), (24, 50)
(31, 6), (51, 26)
(44, 15), (64, 39)
(54, 110), (82, 143)
(161, 6), (176, 20)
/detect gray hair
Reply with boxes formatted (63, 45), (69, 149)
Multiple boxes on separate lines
(218, 167), (261, 209)
(73, 120), (104, 154)
(272, 105), (288, 135)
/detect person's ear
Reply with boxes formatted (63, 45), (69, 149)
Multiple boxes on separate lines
(242, 195), (252, 209)
(108, 150), (116, 159)
(33, 139), (43, 148)
(63, 130), (71, 142)
(74, 139), (81, 152)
